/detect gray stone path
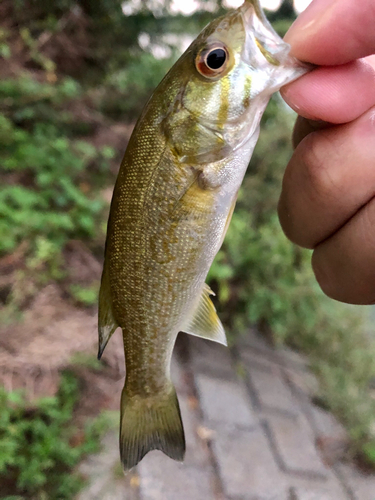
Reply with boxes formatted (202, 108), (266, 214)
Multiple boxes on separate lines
(78, 330), (375, 500)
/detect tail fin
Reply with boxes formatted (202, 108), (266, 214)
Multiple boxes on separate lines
(120, 385), (185, 471)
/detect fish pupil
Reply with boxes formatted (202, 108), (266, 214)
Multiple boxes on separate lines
(206, 49), (226, 70)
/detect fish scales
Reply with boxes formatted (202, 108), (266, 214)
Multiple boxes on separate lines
(98, 0), (309, 471)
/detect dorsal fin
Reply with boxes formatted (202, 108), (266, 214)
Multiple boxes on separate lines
(181, 284), (227, 346)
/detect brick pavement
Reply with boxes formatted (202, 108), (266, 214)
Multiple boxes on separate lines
(78, 330), (375, 500)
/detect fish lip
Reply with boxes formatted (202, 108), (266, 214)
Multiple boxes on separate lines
(240, 1), (291, 66)
(239, 0), (311, 88)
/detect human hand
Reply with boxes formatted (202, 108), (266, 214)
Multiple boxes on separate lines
(278, 0), (375, 304)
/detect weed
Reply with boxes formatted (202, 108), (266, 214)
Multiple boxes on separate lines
(0, 371), (108, 499)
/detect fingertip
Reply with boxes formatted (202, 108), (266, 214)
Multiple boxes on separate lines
(281, 60), (375, 124)
(312, 238), (375, 305)
(280, 84), (319, 121)
(284, 0), (375, 65)
(284, 0), (337, 60)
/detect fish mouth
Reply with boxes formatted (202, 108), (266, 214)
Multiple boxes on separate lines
(240, 0), (291, 67)
(239, 0), (310, 87)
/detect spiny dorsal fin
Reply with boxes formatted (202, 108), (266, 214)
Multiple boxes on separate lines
(181, 284), (227, 346)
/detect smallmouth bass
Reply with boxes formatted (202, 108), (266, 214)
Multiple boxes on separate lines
(98, 0), (308, 471)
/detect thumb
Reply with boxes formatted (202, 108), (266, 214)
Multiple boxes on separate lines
(285, 0), (375, 65)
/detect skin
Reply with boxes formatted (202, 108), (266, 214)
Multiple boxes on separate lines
(278, 0), (375, 304)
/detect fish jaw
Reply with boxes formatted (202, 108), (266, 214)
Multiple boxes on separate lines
(240, 0), (310, 94)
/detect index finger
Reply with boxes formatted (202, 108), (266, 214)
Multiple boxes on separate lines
(285, 0), (375, 65)
(281, 56), (375, 124)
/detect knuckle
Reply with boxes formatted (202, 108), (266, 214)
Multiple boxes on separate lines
(277, 190), (309, 248)
(312, 201), (375, 305)
(311, 250), (337, 301)
(299, 132), (338, 202)
(359, 200), (375, 261)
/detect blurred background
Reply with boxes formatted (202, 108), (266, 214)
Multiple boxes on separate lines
(1, 0), (375, 498)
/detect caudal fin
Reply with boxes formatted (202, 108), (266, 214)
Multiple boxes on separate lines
(120, 385), (185, 471)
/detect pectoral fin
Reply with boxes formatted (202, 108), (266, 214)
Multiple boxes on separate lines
(181, 284), (227, 346)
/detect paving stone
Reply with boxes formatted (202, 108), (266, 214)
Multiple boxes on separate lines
(229, 496), (289, 500)
(171, 355), (188, 395)
(212, 426), (289, 499)
(240, 350), (284, 371)
(195, 373), (257, 430)
(283, 368), (320, 400)
(236, 328), (275, 354)
(290, 486), (337, 499)
(77, 431), (138, 500)
(265, 415), (329, 480)
(138, 451), (215, 500)
(189, 337), (235, 379)
(289, 476), (350, 499)
(310, 406), (349, 467)
(310, 406), (347, 442)
(245, 363), (299, 417)
(337, 463), (375, 500)
(276, 348), (309, 372)
(172, 353), (214, 466)
(239, 344), (308, 377)
(178, 394), (210, 466)
(97, 480), (140, 500)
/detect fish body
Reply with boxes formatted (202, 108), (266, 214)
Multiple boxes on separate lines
(99, 0), (308, 471)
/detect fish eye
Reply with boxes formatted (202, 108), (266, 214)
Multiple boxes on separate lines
(206, 48), (227, 70)
(195, 43), (230, 79)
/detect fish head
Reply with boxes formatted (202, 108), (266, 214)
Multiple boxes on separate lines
(169, 0), (309, 160)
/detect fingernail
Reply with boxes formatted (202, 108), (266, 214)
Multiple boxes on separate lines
(279, 85), (293, 105)
(280, 85), (317, 120)
(284, 0), (338, 48)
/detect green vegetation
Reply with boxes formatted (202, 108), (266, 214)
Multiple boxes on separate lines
(0, 75), (114, 258)
(69, 283), (100, 306)
(0, 371), (108, 499)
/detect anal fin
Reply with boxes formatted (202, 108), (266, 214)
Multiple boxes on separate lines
(181, 284), (227, 346)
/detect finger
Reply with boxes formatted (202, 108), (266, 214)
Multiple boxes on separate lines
(278, 106), (375, 249)
(281, 57), (375, 124)
(312, 197), (375, 304)
(284, 0), (375, 65)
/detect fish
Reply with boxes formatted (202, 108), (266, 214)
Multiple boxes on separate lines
(98, 0), (309, 471)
